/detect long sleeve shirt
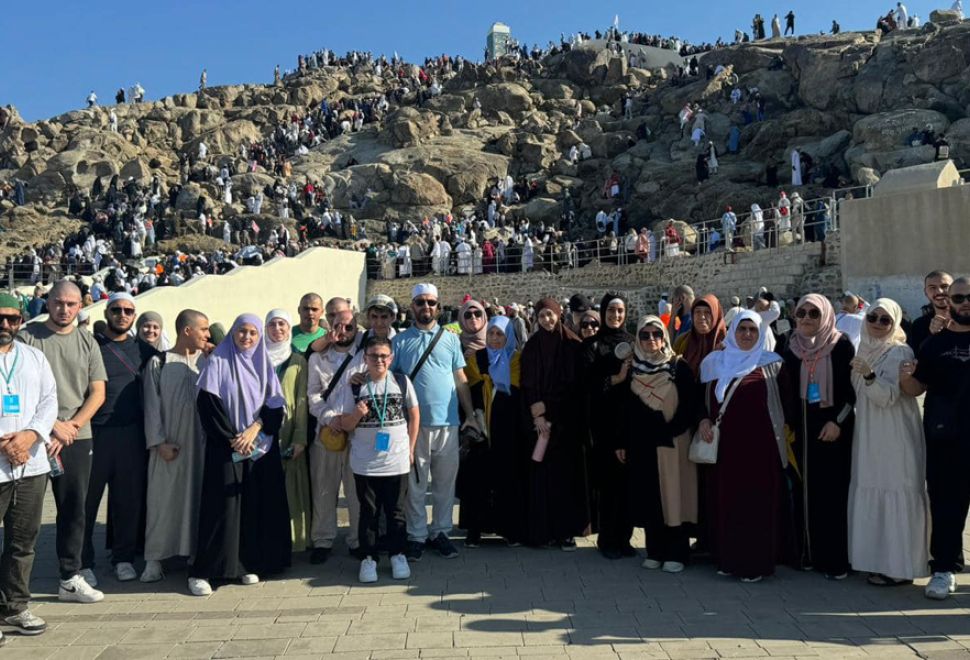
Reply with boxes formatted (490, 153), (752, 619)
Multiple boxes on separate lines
(0, 344), (58, 483)
(306, 344), (366, 430)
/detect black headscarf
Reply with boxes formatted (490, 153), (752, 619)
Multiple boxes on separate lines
(521, 297), (581, 411)
(595, 292), (634, 351)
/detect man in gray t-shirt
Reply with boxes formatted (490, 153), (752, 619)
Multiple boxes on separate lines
(19, 281), (106, 603)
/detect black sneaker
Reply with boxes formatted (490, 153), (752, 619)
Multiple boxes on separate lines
(405, 541), (424, 562)
(309, 547), (331, 564)
(348, 546), (367, 561)
(559, 538), (577, 552)
(464, 531), (481, 548)
(428, 533), (459, 559)
(3, 610), (46, 635)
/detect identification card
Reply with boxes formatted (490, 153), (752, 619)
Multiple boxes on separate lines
(2, 394), (21, 416)
(806, 382), (821, 404)
(375, 430), (391, 452)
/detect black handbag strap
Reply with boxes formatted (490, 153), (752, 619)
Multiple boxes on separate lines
(323, 353), (355, 402)
(410, 326), (445, 382)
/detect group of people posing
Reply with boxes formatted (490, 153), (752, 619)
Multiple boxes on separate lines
(0, 271), (966, 646)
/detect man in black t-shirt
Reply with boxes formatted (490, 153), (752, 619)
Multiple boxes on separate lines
(901, 276), (970, 601)
(907, 270), (953, 353)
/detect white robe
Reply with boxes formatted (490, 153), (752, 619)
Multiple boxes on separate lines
(456, 242), (472, 274)
(143, 351), (208, 561)
(708, 143), (719, 172)
(791, 149), (803, 186)
(399, 244), (412, 276)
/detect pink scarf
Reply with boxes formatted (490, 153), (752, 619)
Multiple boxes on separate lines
(788, 293), (842, 408)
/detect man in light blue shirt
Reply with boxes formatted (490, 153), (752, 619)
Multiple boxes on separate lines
(391, 283), (479, 561)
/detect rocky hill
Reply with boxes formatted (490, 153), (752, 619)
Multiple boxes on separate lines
(2, 18), (970, 258)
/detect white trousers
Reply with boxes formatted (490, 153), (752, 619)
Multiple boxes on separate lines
(406, 426), (459, 542)
(309, 441), (360, 549)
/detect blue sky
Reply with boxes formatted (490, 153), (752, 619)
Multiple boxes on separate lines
(4, 1), (924, 121)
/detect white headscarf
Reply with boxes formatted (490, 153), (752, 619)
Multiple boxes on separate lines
(699, 310), (782, 402)
(264, 308), (293, 368)
(857, 297), (906, 366)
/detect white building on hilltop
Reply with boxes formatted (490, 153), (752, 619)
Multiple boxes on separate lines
(487, 22), (512, 61)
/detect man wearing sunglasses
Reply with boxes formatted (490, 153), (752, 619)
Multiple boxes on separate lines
(81, 292), (158, 586)
(0, 293), (58, 643)
(391, 283), (480, 561)
(901, 277), (970, 601)
(19, 280), (106, 603)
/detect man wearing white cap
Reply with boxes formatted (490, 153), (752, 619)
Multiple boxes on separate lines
(82, 292), (159, 584)
(391, 283), (479, 561)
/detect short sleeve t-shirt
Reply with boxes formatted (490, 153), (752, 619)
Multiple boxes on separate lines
(20, 324), (108, 440)
(292, 326), (326, 354)
(337, 374), (417, 476)
(391, 325), (465, 427)
(914, 329), (970, 439)
(93, 335), (157, 427)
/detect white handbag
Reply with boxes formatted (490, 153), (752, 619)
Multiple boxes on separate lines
(688, 377), (743, 465)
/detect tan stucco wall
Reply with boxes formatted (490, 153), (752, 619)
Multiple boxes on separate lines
(84, 247), (366, 331)
(841, 184), (970, 315)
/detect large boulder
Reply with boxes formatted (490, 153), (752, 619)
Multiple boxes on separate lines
(852, 109), (949, 152)
(475, 83), (533, 115)
(929, 9), (963, 24)
(389, 172), (452, 207)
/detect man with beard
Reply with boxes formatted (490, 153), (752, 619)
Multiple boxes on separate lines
(0, 293), (58, 644)
(907, 271), (953, 353)
(391, 284), (479, 561)
(82, 293), (158, 584)
(19, 280), (106, 603)
(901, 276), (970, 600)
(306, 307), (364, 563)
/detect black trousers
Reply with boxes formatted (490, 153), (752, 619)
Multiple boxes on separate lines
(51, 439), (93, 579)
(355, 473), (407, 560)
(82, 424), (146, 567)
(0, 474), (47, 614)
(927, 436), (970, 573)
(645, 523), (690, 564)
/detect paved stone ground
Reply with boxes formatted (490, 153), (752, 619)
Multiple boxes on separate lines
(5, 491), (970, 659)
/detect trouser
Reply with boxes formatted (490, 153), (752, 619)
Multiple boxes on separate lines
(645, 524), (690, 564)
(309, 441), (359, 549)
(51, 438), (93, 579)
(355, 473), (408, 560)
(927, 436), (970, 573)
(82, 425), (146, 568)
(0, 474), (47, 614)
(406, 426), (459, 543)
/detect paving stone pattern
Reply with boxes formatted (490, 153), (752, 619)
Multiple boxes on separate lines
(6, 487), (970, 659)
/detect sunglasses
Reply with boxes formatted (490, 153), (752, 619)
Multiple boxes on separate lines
(414, 299), (438, 308)
(951, 294), (970, 305)
(865, 313), (893, 327)
(331, 323), (355, 332)
(109, 307), (136, 317)
(0, 314), (22, 325)
(638, 330), (665, 341)
(366, 353), (391, 361)
(463, 310), (483, 319)
(795, 308), (821, 320)
(580, 321), (600, 329)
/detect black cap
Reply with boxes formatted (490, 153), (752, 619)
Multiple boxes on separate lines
(569, 294), (591, 313)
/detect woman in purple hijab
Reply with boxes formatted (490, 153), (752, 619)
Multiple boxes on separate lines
(189, 314), (290, 596)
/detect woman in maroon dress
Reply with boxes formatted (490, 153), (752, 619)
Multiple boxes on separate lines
(698, 310), (794, 581)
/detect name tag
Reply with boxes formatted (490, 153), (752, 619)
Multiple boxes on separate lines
(2, 394), (21, 416)
(375, 430), (391, 453)
(806, 382), (821, 404)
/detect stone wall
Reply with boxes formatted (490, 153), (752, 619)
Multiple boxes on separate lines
(367, 234), (843, 318)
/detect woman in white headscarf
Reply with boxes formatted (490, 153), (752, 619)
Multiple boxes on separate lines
(699, 310), (793, 582)
(847, 298), (929, 585)
(264, 309), (311, 552)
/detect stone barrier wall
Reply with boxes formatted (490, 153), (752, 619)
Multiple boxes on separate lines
(367, 233), (843, 318)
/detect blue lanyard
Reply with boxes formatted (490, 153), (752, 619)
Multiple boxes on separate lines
(366, 377), (389, 428)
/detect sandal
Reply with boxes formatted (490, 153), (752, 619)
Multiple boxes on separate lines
(867, 573), (912, 587)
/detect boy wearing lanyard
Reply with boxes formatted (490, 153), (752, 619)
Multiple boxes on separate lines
(338, 336), (419, 583)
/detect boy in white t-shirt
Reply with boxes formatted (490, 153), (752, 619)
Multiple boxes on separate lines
(338, 336), (419, 583)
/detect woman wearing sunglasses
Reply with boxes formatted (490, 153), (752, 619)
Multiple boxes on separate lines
(847, 299), (928, 586)
(619, 316), (697, 572)
(784, 294), (856, 580)
(577, 310), (601, 340)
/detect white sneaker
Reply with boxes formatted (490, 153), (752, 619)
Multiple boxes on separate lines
(59, 574), (104, 603)
(662, 561), (685, 574)
(79, 568), (98, 588)
(641, 558), (662, 570)
(188, 578), (212, 596)
(925, 572), (956, 600)
(114, 562), (137, 582)
(140, 560), (164, 583)
(359, 558), (378, 583)
(390, 553), (411, 580)
(240, 574), (259, 585)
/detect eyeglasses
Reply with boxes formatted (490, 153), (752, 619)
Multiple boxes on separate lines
(0, 314), (22, 325)
(865, 313), (893, 327)
(463, 310), (483, 319)
(414, 299), (438, 308)
(795, 308), (821, 320)
(580, 321), (600, 329)
(366, 353), (391, 361)
(108, 307), (136, 317)
(951, 294), (970, 305)
(638, 330), (665, 341)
